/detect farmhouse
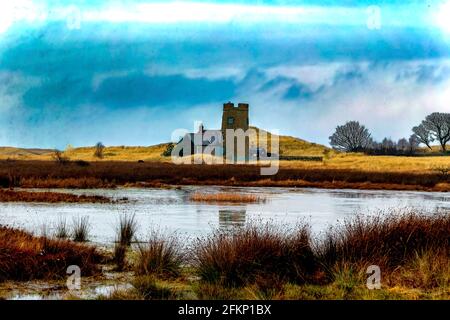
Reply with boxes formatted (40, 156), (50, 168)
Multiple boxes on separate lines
(177, 102), (250, 160)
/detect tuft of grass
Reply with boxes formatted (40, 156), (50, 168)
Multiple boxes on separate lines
(135, 232), (185, 279)
(54, 217), (69, 239)
(117, 214), (137, 246)
(193, 223), (317, 287)
(112, 214), (137, 271)
(72, 217), (90, 242)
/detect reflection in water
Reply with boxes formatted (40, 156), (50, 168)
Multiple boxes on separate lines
(219, 209), (246, 229)
(0, 186), (448, 245)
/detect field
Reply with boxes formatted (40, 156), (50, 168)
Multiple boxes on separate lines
(0, 128), (448, 192)
(1, 211), (448, 300)
(0, 159), (448, 191)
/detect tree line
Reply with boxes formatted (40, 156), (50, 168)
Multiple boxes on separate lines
(329, 112), (450, 155)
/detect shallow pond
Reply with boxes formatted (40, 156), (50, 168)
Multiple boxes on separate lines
(0, 186), (448, 245)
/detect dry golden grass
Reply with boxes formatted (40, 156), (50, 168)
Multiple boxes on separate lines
(190, 192), (266, 203)
(288, 153), (450, 173)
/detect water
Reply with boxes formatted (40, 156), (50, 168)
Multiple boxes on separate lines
(0, 186), (448, 245)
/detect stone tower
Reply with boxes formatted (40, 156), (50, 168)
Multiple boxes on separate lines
(221, 102), (249, 161)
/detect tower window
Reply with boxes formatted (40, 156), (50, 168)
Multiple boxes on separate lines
(227, 116), (235, 125)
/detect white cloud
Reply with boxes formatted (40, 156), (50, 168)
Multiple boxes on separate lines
(0, 1), (47, 34)
(242, 59), (450, 145)
(81, 2), (357, 25)
(0, 72), (40, 111)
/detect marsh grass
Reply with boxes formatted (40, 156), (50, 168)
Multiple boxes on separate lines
(0, 189), (111, 203)
(72, 217), (90, 242)
(316, 211), (450, 280)
(193, 282), (245, 300)
(113, 243), (128, 271)
(0, 226), (103, 282)
(193, 224), (317, 287)
(135, 232), (185, 279)
(117, 214), (137, 246)
(112, 214), (137, 270)
(132, 276), (178, 300)
(0, 160), (448, 192)
(55, 217), (69, 239)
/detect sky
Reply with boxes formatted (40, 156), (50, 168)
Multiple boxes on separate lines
(0, 0), (450, 148)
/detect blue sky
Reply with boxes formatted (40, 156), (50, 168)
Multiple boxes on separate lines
(0, 0), (450, 148)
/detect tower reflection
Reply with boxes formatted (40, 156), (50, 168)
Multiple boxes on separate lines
(219, 209), (246, 230)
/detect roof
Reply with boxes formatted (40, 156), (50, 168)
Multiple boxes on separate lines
(182, 130), (222, 146)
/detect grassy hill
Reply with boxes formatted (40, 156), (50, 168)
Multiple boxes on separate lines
(1, 129), (447, 175)
(248, 127), (330, 157)
(0, 128), (329, 162)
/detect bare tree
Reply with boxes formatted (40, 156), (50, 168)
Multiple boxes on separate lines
(94, 142), (105, 159)
(422, 112), (450, 152)
(329, 121), (372, 152)
(412, 124), (433, 150)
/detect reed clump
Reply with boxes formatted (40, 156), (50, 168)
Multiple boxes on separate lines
(113, 214), (138, 271)
(72, 217), (90, 242)
(135, 232), (184, 279)
(190, 192), (265, 203)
